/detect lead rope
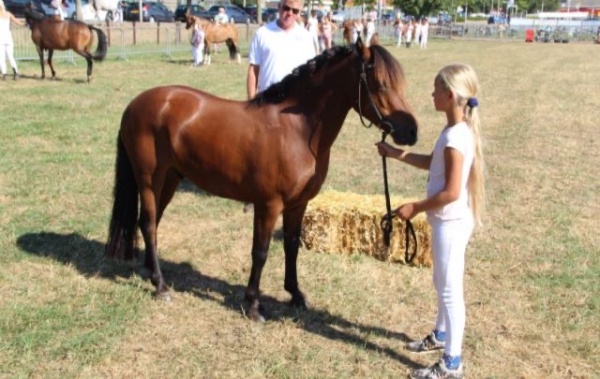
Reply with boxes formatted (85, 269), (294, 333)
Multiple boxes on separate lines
(379, 132), (418, 264)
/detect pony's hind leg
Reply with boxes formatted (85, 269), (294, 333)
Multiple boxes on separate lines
(47, 50), (57, 79)
(137, 171), (171, 301)
(141, 169), (181, 289)
(282, 203), (310, 309)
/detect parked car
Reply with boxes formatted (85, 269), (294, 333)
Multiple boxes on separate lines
(331, 10), (344, 24)
(262, 7), (278, 22)
(174, 4), (211, 22)
(5, 0), (39, 18)
(37, 0), (75, 19)
(124, 1), (173, 22)
(243, 6), (257, 18)
(487, 15), (507, 24)
(208, 5), (256, 24)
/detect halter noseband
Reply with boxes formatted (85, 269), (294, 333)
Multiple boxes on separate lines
(356, 58), (395, 135)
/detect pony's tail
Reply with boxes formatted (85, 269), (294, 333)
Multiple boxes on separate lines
(90, 26), (108, 61)
(105, 136), (139, 261)
(225, 38), (237, 61)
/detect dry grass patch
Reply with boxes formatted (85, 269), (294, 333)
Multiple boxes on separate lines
(0, 40), (599, 378)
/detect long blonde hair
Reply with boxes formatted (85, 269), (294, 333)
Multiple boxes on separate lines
(437, 63), (485, 226)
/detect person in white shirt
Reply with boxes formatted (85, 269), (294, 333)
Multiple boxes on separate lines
(247, 0), (315, 99)
(190, 22), (205, 66)
(244, 0), (315, 213)
(375, 63), (485, 379)
(364, 16), (375, 46)
(0, 1), (24, 80)
(306, 10), (319, 54)
(214, 7), (229, 25)
(420, 18), (429, 49)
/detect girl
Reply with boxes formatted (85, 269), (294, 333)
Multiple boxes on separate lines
(0, 1), (24, 80)
(190, 22), (205, 67)
(375, 63), (484, 379)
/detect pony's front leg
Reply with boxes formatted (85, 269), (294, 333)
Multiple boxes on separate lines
(85, 56), (93, 83)
(204, 45), (211, 65)
(47, 49), (57, 79)
(282, 203), (309, 309)
(245, 202), (283, 322)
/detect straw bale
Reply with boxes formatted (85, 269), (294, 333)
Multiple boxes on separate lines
(301, 190), (432, 267)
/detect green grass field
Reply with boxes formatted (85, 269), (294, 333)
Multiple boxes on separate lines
(1, 39), (599, 378)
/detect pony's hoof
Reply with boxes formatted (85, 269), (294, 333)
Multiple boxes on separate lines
(244, 301), (267, 322)
(246, 307), (266, 323)
(154, 290), (172, 302)
(290, 294), (309, 310)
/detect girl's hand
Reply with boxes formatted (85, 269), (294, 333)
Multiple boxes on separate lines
(396, 203), (418, 220)
(375, 141), (401, 158)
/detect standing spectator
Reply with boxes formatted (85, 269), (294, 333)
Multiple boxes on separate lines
(375, 63), (484, 379)
(247, 0), (315, 99)
(0, 1), (24, 80)
(394, 16), (403, 46)
(352, 18), (363, 43)
(306, 10), (319, 54)
(364, 16), (375, 46)
(190, 21), (205, 66)
(414, 18), (422, 47)
(405, 18), (414, 47)
(419, 18), (429, 49)
(244, 0), (315, 212)
(320, 14), (336, 50)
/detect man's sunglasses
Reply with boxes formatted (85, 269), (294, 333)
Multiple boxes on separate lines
(281, 5), (301, 15)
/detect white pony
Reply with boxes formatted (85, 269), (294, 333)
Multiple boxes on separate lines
(90, 0), (122, 22)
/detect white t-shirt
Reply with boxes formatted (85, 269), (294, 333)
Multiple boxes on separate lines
(248, 21), (315, 93)
(307, 16), (319, 35)
(214, 13), (229, 24)
(426, 122), (474, 221)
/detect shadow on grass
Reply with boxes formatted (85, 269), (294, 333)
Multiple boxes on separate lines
(16, 231), (420, 369)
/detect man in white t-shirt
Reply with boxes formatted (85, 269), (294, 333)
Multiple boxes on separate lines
(246, 0), (315, 99)
(214, 7), (229, 25)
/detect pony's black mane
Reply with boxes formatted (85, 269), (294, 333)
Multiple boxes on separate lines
(248, 43), (405, 107)
(249, 45), (356, 106)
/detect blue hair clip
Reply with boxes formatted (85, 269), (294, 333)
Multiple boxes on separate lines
(467, 97), (479, 108)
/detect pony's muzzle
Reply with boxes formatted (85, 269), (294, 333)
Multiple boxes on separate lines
(384, 114), (418, 146)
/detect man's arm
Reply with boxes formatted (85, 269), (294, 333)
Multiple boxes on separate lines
(247, 64), (259, 100)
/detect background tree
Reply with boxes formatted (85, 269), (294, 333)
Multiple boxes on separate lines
(393, 0), (445, 17)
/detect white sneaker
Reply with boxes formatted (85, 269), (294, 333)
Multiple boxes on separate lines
(409, 359), (464, 379)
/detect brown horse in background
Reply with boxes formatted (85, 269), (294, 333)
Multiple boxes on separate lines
(105, 40), (418, 322)
(185, 15), (240, 65)
(24, 2), (107, 82)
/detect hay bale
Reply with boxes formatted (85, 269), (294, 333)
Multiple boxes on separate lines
(301, 190), (432, 267)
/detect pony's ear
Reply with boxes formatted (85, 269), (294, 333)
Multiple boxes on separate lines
(370, 33), (380, 46)
(355, 37), (371, 61)
(355, 36), (364, 50)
